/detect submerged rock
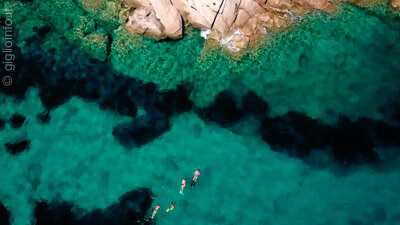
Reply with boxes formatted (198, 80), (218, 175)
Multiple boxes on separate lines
(0, 202), (11, 225)
(34, 188), (153, 225)
(2, 43), (193, 150)
(0, 119), (6, 130)
(37, 110), (51, 124)
(200, 91), (244, 126)
(9, 114), (26, 129)
(258, 111), (400, 165)
(200, 91), (400, 166)
(242, 91), (269, 119)
(79, 0), (105, 11)
(81, 33), (109, 61)
(113, 112), (170, 148)
(5, 140), (31, 155)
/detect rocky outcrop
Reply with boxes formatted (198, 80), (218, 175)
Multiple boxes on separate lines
(149, 0), (183, 38)
(392, 0), (400, 11)
(125, 0), (183, 39)
(124, 0), (335, 51)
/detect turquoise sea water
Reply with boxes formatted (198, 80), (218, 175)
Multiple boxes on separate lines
(1, 89), (400, 225)
(1, 1), (400, 225)
(112, 4), (400, 122)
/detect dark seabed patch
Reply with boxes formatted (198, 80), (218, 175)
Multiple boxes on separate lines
(1, 42), (193, 149)
(34, 188), (154, 225)
(5, 140), (31, 155)
(2, 39), (400, 166)
(0, 201), (11, 225)
(36, 109), (51, 124)
(9, 114), (26, 129)
(199, 90), (400, 166)
(0, 119), (6, 130)
(1, 3), (400, 225)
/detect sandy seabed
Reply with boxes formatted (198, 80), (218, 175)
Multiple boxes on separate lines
(1, 89), (400, 225)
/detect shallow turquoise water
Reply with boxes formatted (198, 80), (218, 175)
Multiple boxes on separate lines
(4, 1), (400, 121)
(1, 89), (400, 225)
(1, 1), (400, 225)
(111, 4), (400, 122)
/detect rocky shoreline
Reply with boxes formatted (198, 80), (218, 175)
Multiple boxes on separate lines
(123, 0), (400, 52)
(124, 0), (338, 51)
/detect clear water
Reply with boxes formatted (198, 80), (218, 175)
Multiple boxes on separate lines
(1, 89), (400, 225)
(111, 4), (400, 122)
(1, 1), (400, 225)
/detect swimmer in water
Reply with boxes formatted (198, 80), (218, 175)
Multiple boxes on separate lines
(166, 202), (176, 212)
(191, 169), (200, 187)
(180, 179), (186, 195)
(151, 204), (160, 219)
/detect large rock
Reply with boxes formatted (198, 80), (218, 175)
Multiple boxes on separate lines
(267, 0), (334, 14)
(149, 0), (183, 38)
(392, 0), (400, 11)
(170, 0), (216, 28)
(303, 0), (335, 12)
(212, 0), (243, 34)
(125, 0), (183, 39)
(125, 7), (165, 38)
(124, 0), (337, 51)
